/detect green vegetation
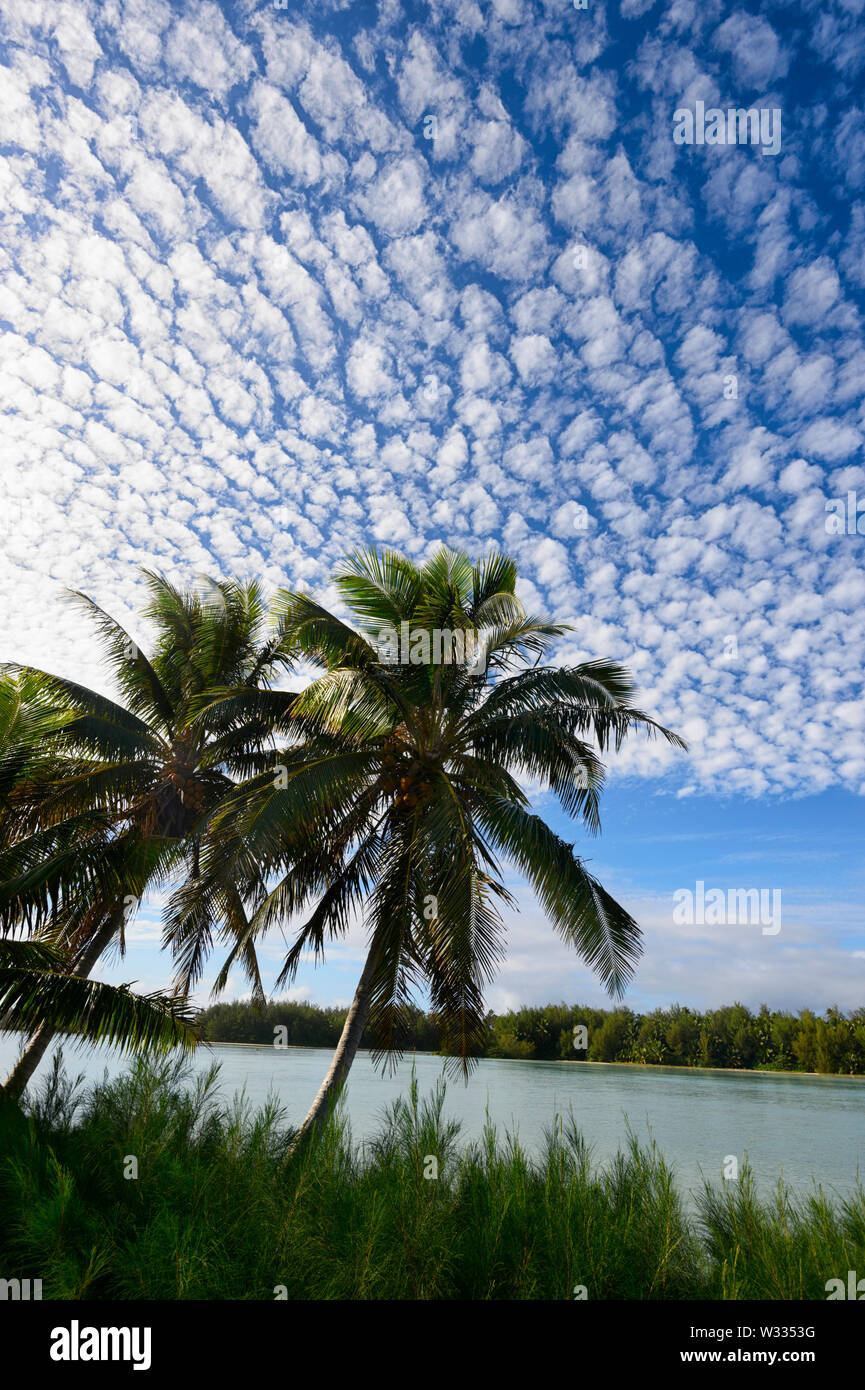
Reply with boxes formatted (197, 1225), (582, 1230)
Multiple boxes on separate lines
(1, 547), (686, 1146)
(0, 670), (200, 1090)
(174, 545), (684, 1143)
(0, 576), (299, 1099)
(0, 936), (197, 1056)
(0, 1055), (861, 1300)
(199, 998), (865, 1076)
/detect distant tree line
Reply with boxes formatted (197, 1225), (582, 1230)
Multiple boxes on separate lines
(198, 1000), (865, 1075)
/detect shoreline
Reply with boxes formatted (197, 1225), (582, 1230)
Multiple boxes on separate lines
(200, 1039), (865, 1081)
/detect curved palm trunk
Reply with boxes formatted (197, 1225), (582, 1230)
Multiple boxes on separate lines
(291, 942), (380, 1150)
(1, 913), (120, 1104)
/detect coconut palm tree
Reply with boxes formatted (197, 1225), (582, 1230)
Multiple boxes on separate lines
(0, 575), (298, 1100)
(167, 547), (686, 1146)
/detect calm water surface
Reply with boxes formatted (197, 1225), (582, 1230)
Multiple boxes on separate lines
(1, 1035), (862, 1207)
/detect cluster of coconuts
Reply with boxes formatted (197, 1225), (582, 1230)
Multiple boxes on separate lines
(182, 781), (207, 814)
(171, 769), (207, 814)
(380, 745), (433, 811)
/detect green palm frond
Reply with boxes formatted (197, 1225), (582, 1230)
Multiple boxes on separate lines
(478, 797), (642, 996)
(65, 591), (175, 732)
(272, 591), (378, 668)
(470, 551), (519, 612)
(0, 937), (198, 1056)
(334, 547), (425, 629)
(1, 664), (159, 762)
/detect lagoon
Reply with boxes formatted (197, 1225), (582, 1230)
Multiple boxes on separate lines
(1, 1035), (862, 1208)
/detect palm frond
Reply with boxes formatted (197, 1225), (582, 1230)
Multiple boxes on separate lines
(0, 938), (198, 1057)
(478, 797), (642, 996)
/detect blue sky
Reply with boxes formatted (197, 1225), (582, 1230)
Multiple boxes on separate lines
(0, 0), (863, 1016)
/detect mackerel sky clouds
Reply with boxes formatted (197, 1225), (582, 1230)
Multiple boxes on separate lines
(0, 0), (863, 1015)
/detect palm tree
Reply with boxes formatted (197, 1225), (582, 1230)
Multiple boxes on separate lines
(168, 547), (686, 1146)
(0, 576), (298, 1100)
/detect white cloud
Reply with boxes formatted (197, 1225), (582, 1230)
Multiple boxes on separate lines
(713, 12), (790, 90)
(0, 0), (861, 829)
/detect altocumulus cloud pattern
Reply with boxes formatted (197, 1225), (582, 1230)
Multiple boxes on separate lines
(0, 0), (863, 800)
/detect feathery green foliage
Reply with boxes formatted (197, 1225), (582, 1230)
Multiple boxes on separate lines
(0, 1056), (861, 1300)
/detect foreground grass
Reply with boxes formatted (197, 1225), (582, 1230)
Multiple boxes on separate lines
(0, 1055), (861, 1300)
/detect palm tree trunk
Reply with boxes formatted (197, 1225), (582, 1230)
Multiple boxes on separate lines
(1, 913), (120, 1104)
(291, 942), (380, 1150)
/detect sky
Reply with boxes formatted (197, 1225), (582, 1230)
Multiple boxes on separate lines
(0, 0), (863, 1019)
